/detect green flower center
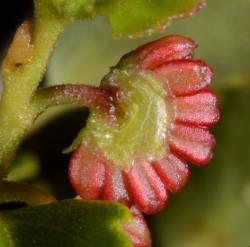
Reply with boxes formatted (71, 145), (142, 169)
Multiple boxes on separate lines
(79, 68), (170, 166)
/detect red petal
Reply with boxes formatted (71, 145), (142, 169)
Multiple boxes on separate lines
(154, 60), (213, 96)
(136, 35), (197, 70)
(102, 163), (131, 205)
(152, 154), (190, 193)
(172, 90), (220, 126)
(168, 124), (215, 165)
(122, 206), (152, 247)
(124, 160), (168, 215)
(68, 142), (105, 199)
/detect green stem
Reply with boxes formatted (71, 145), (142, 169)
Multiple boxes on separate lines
(0, 1), (68, 176)
(32, 84), (113, 115)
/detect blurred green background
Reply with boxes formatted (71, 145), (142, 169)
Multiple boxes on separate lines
(1, 0), (250, 246)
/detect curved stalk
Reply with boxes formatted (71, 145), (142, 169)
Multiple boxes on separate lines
(31, 84), (114, 116)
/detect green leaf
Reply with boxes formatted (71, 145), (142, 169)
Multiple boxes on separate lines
(98, 0), (206, 38)
(49, 0), (206, 38)
(149, 88), (250, 247)
(0, 199), (133, 247)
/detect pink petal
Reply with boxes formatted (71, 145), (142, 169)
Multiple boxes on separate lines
(172, 90), (220, 126)
(122, 206), (152, 247)
(152, 154), (190, 193)
(102, 163), (131, 205)
(136, 35), (197, 70)
(124, 160), (168, 215)
(168, 124), (215, 165)
(154, 60), (213, 96)
(68, 142), (105, 199)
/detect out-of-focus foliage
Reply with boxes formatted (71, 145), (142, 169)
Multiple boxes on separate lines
(0, 181), (55, 206)
(0, 200), (132, 247)
(46, 17), (143, 85)
(6, 152), (40, 182)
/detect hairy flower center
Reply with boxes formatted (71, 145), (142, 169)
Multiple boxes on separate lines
(80, 69), (170, 166)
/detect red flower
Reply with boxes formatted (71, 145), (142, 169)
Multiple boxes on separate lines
(68, 35), (220, 215)
(123, 206), (151, 247)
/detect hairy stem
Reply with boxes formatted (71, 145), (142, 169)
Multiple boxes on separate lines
(32, 84), (114, 115)
(0, 1), (68, 176)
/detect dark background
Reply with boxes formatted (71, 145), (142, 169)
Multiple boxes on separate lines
(0, 0), (33, 50)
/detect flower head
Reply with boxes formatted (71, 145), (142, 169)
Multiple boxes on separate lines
(68, 35), (220, 215)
